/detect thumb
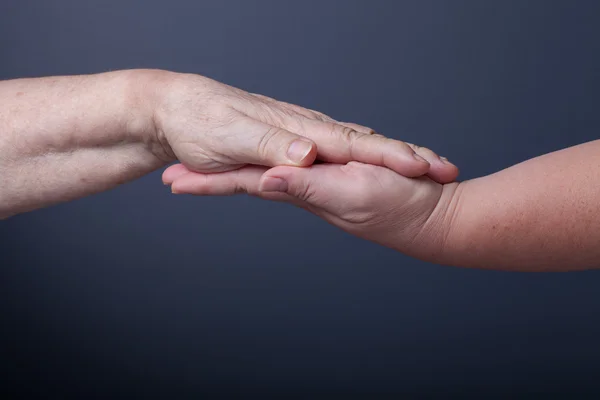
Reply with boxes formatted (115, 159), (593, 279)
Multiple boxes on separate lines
(228, 117), (317, 167)
(258, 164), (349, 210)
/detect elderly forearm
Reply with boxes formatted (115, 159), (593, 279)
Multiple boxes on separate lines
(0, 70), (167, 219)
(439, 140), (600, 271)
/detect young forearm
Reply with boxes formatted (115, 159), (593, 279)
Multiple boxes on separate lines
(0, 70), (167, 219)
(438, 140), (600, 271)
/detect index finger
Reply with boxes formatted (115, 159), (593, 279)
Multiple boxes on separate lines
(299, 119), (431, 178)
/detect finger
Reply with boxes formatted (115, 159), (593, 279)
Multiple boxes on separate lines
(169, 165), (304, 205)
(162, 163), (192, 185)
(297, 119), (430, 178)
(165, 162), (317, 214)
(237, 97), (429, 178)
(405, 143), (460, 183)
(226, 117), (318, 167)
(171, 165), (265, 196)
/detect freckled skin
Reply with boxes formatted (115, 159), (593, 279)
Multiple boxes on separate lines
(440, 140), (600, 271)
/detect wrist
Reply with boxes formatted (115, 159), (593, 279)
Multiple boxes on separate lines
(123, 69), (178, 163)
(408, 180), (466, 264)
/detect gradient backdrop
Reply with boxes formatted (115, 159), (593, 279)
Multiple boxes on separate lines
(2, 0), (600, 396)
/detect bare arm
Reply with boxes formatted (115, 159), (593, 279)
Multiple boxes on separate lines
(442, 140), (600, 271)
(0, 70), (162, 219)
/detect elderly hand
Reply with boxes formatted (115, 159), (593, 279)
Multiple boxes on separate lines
(144, 70), (457, 181)
(0, 68), (455, 219)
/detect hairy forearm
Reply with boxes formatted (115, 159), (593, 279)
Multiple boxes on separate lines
(0, 69), (169, 219)
(439, 140), (600, 271)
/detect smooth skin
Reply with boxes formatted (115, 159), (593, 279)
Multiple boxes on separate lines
(164, 140), (600, 272)
(0, 69), (456, 220)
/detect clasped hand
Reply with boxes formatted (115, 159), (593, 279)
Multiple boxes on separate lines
(152, 71), (459, 257)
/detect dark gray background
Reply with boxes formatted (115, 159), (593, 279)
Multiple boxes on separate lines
(2, 0), (600, 396)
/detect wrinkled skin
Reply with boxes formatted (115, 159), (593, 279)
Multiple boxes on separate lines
(0, 69), (457, 220)
(152, 72), (458, 183)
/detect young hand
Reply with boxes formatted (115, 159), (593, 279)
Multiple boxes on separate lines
(162, 161), (460, 260)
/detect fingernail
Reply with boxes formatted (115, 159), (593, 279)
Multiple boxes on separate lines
(413, 153), (429, 163)
(287, 140), (313, 163)
(171, 187), (181, 194)
(259, 177), (288, 193)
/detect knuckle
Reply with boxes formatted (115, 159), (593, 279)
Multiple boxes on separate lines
(256, 126), (284, 159)
(404, 142), (419, 152)
(405, 142), (435, 157)
(334, 125), (363, 157)
(311, 110), (333, 122)
(420, 147), (438, 158)
(392, 140), (417, 155)
(344, 122), (376, 135)
(294, 181), (316, 203)
(337, 125), (360, 141)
